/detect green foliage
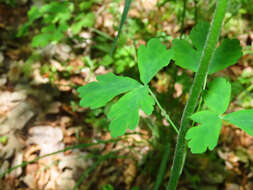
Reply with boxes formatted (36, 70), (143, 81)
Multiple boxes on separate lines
(78, 21), (248, 145)
(224, 109), (253, 136)
(77, 72), (141, 109)
(186, 111), (222, 154)
(102, 184), (114, 190)
(138, 38), (173, 84)
(172, 22), (242, 74)
(204, 77), (231, 114)
(101, 45), (136, 74)
(18, 0), (97, 47)
(108, 86), (154, 137)
(2, 0), (16, 6)
(78, 38), (172, 137)
(71, 12), (95, 35)
(186, 78), (253, 154)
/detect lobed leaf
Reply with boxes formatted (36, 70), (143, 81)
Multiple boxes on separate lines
(186, 111), (222, 154)
(107, 86), (155, 137)
(224, 109), (253, 136)
(172, 22), (242, 74)
(138, 38), (173, 84)
(208, 39), (242, 74)
(204, 77), (231, 114)
(189, 21), (209, 50)
(77, 72), (141, 109)
(172, 39), (200, 72)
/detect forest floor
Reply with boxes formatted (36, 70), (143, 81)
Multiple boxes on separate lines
(0, 1), (253, 190)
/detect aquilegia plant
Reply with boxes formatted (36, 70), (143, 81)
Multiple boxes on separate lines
(78, 0), (253, 189)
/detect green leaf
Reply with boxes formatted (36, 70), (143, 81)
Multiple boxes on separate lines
(28, 6), (41, 22)
(186, 111), (222, 153)
(77, 72), (141, 109)
(31, 23), (68, 47)
(32, 32), (52, 47)
(208, 39), (242, 74)
(138, 38), (173, 84)
(204, 77), (231, 114)
(189, 21), (209, 50)
(223, 109), (253, 136)
(80, 2), (93, 11)
(71, 13), (95, 34)
(107, 86), (154, 137)
(172, 39), (200, 71)
(172, 22), (242, 74)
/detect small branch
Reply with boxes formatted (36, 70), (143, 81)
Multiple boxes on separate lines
(149, 88), (179, 134)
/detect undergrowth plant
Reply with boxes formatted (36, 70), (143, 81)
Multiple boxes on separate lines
(18, 0), (99, 47)
(78, 0), (253, 189)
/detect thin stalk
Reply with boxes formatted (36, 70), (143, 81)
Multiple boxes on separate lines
(153, 144), (171, 190)
(180, 0), (187, 38)
(167, 0), (228, 189)
(110, 0), (133, 55)
(0, 139), (120, 179)
(149, 88), (179, 134)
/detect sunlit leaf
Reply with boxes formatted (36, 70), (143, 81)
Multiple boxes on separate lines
(107, 86), (154, 137)
(138, 38), (173, 84)
(204, 77), (231, 114)
(186, 111), (222, 153)
(224, 109), (253, 136)
(172, 22), (242, 74)
(71, 13), (95, 34)
(77, 72), (141, 109)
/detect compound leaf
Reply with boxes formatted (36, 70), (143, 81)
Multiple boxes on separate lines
(108, 86), (155, 137)
(77, 72), (141, 109)
(138, 38), (173, 84)
(224, 109), (253, 136)
(204, 77), (231, 114)
(186, 111), (222, 153)
(172, 22), (242, 74)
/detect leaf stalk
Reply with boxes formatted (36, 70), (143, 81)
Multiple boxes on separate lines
(149, 88), (179, 134)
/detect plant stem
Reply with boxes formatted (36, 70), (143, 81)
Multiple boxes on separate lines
(111, 0), (133, 55)
(167, 0), (228, 189)
(149, 88), (179, 134)
(153, 144), (171, 190)
(180, 0), (187, 38)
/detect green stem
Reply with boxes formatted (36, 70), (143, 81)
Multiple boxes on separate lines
(167, 0), (228, 189)
(180, 0), (187, 38)
(110, 0), (133, 55)
(153, 144), (171, 190)
(149, 88), (179, 134)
